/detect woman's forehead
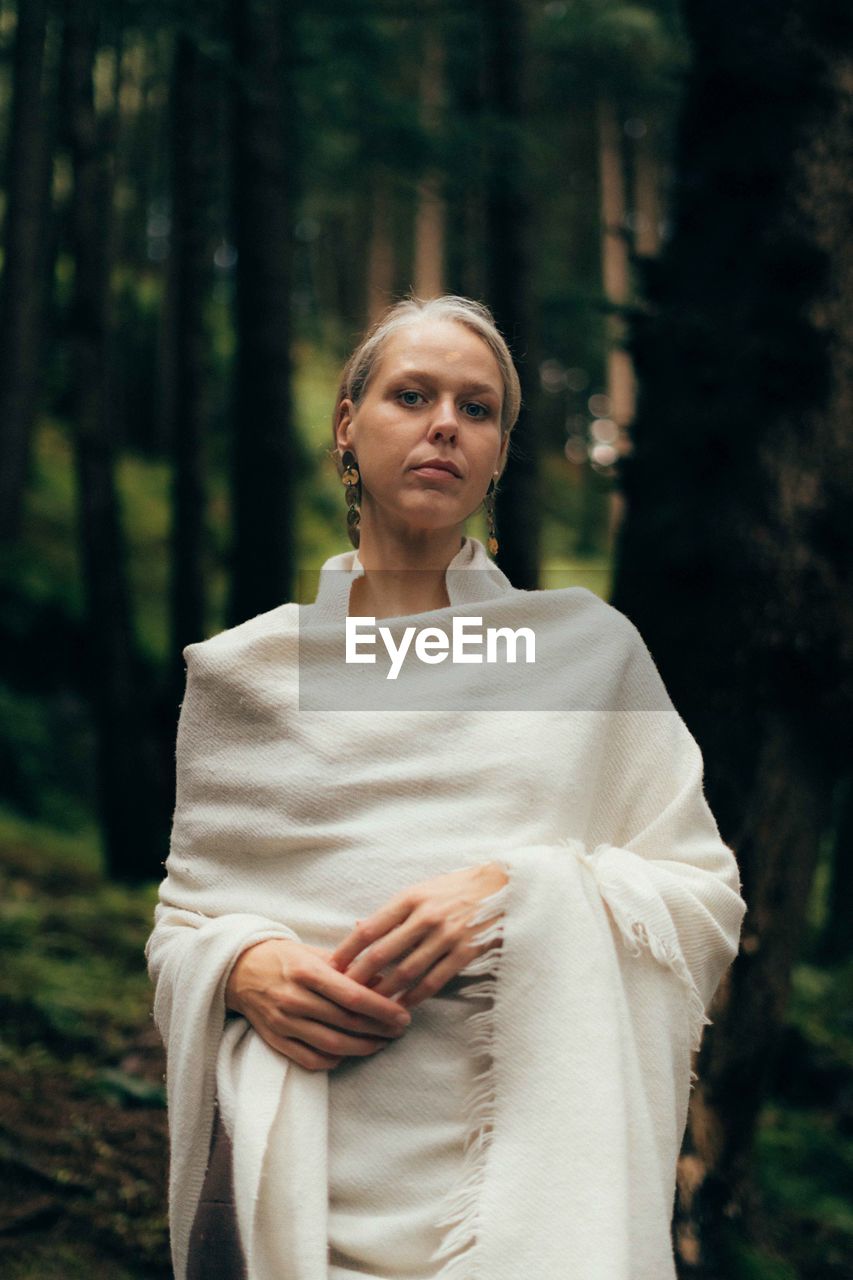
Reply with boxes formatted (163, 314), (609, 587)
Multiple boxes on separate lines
(375, 320), (502, 390)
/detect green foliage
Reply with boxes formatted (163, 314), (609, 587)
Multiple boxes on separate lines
(788, 961), (853, 1072)
(725, 1242), (799, 1280)
(754, 1105), (853, 1273)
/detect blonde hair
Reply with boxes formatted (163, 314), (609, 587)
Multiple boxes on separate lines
(328, 294), (522, 545)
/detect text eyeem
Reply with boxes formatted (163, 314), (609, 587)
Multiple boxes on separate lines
(345, 616), (536, 680)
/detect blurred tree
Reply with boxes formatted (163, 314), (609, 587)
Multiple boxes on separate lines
(226, 0), (301, 623)
(443, 4), (487, 303)
(0, 0), (54, 539)
(366, 161), (396, 325)
(165, 3), (223, 695)
(481, 0), (540, 590)
(412, 6), (446, 300)
(59, 0), (161, 881)
(610, 0), (853, 1268)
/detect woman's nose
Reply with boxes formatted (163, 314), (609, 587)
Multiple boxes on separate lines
(427, 397), (459, 441)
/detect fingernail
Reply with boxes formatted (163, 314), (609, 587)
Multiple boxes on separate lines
(395, 1010), (411, 1025)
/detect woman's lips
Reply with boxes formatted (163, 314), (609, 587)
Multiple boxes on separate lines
(411, 466), (461, 480)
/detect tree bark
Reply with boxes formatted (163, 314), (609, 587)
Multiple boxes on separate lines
(167, 10), (221, 687)
(59, 0), (161, 882)
(226, 0), (299, 625)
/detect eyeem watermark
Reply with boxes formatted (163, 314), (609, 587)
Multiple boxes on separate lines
(346, 615), (536, 680)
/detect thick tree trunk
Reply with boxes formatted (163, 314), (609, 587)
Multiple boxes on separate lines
(480, 0), (539, 589)
(0, 0), (53, 539)
(60, 0), (161, 882)
(167, 14), (220, 686)
(226, 0), (298, 625)
(674, 709), (833, 1271)
(610, 1), (853, 1270)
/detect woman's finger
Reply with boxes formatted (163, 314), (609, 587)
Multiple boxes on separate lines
(287, 988), (407, 1039)
(342, 916), (434, 987)
(397, 947), (472, 1010)
(271, 1035), (344, 1072)
(367, 931), (453, 998)
(307, 957), (413, 1027)
(329, 897), (414, 972)
(280, 1013), (394, 1057)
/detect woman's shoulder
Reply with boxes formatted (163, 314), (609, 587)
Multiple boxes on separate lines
(181, 600), (300, 672)
(505, 583), (667, 701)
(511, 582), (644, 647)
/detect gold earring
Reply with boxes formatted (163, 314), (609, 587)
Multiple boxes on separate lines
(340, 449), (361, 547)
(484, 474), (499, 555)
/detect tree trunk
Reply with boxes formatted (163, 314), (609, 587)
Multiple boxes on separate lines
(443, 6), (486, 302)
(167, 12), (221, 686)
(366, 164), (395, 326)
(596, 92), (637, 555)
(610, 1), (853, 1270)
(632, 111), (664, 260)
(479, 0), (539, 589)
(0, 0), (53, 539)
(226, 0), (299, 625)
(412, 22), (446, 300)
(674, 709), (833, 1271)
(59, 0), (161, 882)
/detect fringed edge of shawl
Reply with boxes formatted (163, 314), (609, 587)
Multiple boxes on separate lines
(567, 840), (712, 1084)
(428, 872), (511, 1278)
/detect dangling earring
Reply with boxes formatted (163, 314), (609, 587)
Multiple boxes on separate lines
(340, 449), (361, 547)
(484, 474), (499, 555)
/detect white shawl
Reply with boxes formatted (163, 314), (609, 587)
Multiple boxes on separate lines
(145, 534), (747, 1280)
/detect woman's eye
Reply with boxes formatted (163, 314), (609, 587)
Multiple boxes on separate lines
(397, 390), (489, 418)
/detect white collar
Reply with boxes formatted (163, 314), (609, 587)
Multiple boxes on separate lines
(309, 535), (515, 623)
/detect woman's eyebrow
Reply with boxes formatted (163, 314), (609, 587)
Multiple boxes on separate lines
(391, 369), (501, 399)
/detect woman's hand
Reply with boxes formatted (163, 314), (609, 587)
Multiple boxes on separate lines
(329, 863), (508, 1010)
(225, 938), (413, 1072)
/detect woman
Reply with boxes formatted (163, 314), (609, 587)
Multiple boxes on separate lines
(146, 294), (747, 1280)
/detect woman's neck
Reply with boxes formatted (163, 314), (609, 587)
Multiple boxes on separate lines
(349, 528), (464, 620)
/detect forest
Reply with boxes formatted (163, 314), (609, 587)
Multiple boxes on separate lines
(0, 0), (851, 1276)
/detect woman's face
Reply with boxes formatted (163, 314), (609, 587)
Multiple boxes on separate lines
(336, 318), (508, 538)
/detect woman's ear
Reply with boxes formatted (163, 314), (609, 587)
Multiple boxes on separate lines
(496, 432), (509, 478)
(335, 398), (354, 455)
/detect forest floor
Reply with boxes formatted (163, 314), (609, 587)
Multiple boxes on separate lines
(0, 806), (851, 1278)
(0, 810), (170, 1278)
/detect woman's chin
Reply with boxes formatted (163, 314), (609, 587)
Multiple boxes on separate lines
(369, 503), (468, 538)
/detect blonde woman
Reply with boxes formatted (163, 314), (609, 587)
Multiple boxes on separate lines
(146, 294), (746, 1280)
